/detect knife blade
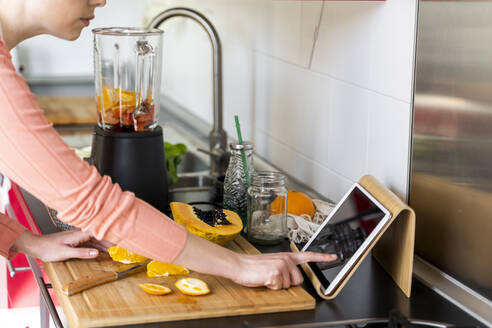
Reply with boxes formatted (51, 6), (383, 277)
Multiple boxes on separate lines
(62, 259), (151, 296)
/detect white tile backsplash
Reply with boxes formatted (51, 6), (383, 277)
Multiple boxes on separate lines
(253, 53), (333, 164)
(327, 80), (370, 181)
(254, 1), (323, 68)
(254, 129), (353, 203)
(160, 16), (213, 124)
(367, 93), (412, 199)
(311, 1), (417, 103)
(147, 0), (417, 201)
(311, 3), (379, 89)
(369, 0), (418, 103)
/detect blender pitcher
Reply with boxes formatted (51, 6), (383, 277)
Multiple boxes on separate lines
(93, 27), (163, 132)
(90, 27), (169, 214)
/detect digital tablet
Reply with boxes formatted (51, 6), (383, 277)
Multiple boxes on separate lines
(301, 183), (392, 296)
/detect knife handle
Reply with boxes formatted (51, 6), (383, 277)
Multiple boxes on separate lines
(62, 271), (118, 296)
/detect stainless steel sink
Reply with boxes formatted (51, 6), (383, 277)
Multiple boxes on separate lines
(169, 151), (223, 204)
(176, 152), (209, 173)
(169, 175), (221, 204)
(170, 175), (214, 189)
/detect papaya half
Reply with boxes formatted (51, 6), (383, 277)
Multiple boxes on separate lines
(170, 202), (243, 245)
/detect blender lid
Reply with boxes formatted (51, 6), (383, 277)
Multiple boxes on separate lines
(92, 27), (163, 36)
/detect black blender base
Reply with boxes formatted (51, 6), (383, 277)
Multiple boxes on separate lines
(90, 125), (169, 214)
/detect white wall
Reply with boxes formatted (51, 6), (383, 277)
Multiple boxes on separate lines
(15, 0), (149, 78)
(145, 0), (418, 201)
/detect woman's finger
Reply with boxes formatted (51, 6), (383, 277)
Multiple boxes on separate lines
(61, 229), (93, 246)
(289, 263), (304, 286)
(62, 246), (99, 260)
(93, 239), (114, 250)
(265, 266), (283, 290)
(290, 251), (337, 265)
(281, 262), (291, 289)
(82, 239), (112, 252)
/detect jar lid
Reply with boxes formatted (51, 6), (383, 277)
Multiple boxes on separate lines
(229, 141), (253, 150)
(251, 171), (286, 187)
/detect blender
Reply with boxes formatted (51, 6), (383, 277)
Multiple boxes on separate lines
(90, 27), (169, 213)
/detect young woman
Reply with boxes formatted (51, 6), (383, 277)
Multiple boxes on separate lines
(0, 0), (336, 290)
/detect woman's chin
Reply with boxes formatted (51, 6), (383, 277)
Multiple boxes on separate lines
(59, 28), (83, 41)
(66, 33), (81, 41)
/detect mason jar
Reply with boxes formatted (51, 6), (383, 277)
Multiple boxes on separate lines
(247, 172), (288, 245)
(223, 142), (255, 228)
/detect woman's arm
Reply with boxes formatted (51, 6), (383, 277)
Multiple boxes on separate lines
(174, 232), (337, 289)
(11, 228), (114, 262)
(0, 39), (187, 264)
(0, 213), (26, 260)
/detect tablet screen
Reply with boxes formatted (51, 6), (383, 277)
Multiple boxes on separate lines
(303, 184), (389, 292)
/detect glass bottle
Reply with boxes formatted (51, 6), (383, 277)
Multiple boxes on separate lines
(247, 171), (288, 245)
(223, 142), (255, 228)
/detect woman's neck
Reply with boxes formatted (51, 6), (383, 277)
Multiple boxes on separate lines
(0, 1), (43, 50)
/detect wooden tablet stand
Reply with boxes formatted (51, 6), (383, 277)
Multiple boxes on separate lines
(290, 174), (416, 299)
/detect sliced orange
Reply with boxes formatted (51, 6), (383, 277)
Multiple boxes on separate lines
(146, 261), (190, 278)
(108, 246), (148, 264)
(115, 88), (137, 106)
(138, 283), (172, 296)
(175, 278), (210, 296)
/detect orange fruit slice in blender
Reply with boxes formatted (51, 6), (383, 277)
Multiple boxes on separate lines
(97, 86), (119, 110)
(115, 88), (137, 106)
(138, 283), (172, 296)
(146, 261), (189, 277)
(175, 278), (210, 296)
(108, 246), (148, 264)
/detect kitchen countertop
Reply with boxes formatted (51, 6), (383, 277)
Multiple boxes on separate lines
(15, 100), (484, 327)
(22, 188), (484, 328)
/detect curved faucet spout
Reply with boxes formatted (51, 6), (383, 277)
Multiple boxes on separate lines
(148, 7), (228, 177)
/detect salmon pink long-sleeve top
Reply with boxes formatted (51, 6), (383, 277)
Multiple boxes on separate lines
(0, 38), (187, 262)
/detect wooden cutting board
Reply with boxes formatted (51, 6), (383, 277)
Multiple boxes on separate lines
(37, 97), (97, 125)
(44, 236), (315, 328)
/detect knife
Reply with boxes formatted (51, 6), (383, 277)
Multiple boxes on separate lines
(62, 259), (151, 296)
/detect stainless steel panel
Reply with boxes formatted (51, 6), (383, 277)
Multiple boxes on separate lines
(411, 1), (492, 299)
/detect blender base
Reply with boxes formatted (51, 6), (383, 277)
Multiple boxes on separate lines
(90, 125), (169, 214)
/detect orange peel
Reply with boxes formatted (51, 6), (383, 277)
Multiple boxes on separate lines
(108, 246), (148, 264)
(138, 283), (172, 296)
(146, 261), (190, 277)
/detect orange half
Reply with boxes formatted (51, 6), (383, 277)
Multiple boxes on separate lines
(175, 278), (210, 296)
(138, 283), (172, 296)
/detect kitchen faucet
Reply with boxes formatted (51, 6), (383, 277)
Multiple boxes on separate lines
(148, 7), (228, 177)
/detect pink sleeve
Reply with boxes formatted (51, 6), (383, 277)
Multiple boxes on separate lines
(0, 213), (26, 260)
(0, 40), (187, 263)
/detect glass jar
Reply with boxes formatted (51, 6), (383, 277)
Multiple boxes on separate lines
(247, 172), (288, 245)
(223, 142), (255, 228)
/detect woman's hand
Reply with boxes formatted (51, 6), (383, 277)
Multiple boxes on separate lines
(232, 252), (337, 290)
(173, 232), (337, 290)
(12, 229), (113, 262)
